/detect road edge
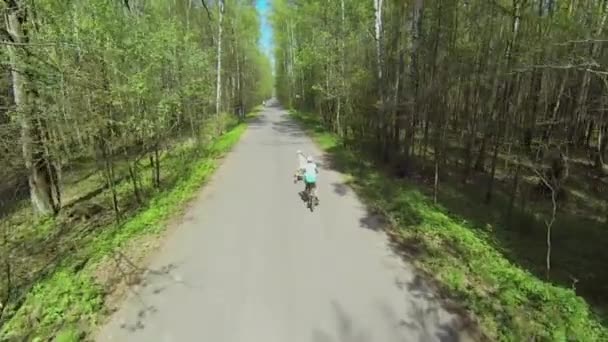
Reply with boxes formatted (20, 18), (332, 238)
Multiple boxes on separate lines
(288, 109), (488, 342)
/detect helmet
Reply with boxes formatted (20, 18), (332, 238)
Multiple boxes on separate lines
(307, 156), (313, 163)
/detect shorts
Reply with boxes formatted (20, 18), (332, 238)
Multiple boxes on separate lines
(305, 180), (316, 191)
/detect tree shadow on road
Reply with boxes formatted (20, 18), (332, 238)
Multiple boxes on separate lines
(98, 253), (195, 334)
(311, 301), (372, 342)
(289, 114), (485, 341)
(311, 298), (469, 342)
(247, 114), (267, 130)
(272, 117), (309, 139)
(331, 182), (350, 197)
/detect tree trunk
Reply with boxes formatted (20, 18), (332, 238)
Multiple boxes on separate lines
(474, 133), (487, 172)
(374, 0), (385, 159)
(215, 0), (225, 117)
(506, 161), (521, 227)
(235, 41), (243, 121)
(128, 162), (142, 205)
(336, 0), (346, 137)
(154, 143), (161, 187)
(595, 123), (607, 170)
(409, 0), (424, 161)
(485, 0), (522, 204)
(5, 0), (60, 216)
(572, 1), (607, 147)
(374, 0), (384, 89)
(99, 135), (119, 222)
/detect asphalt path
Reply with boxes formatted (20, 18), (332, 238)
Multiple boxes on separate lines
(97, 100), (473, 342)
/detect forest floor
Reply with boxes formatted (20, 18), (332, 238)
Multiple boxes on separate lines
(291, 111), (608, 341)
(0, 113), (253, 341)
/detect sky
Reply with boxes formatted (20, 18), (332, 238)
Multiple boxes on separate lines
(255, 0), (274, 66)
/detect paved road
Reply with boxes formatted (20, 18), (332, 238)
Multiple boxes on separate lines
(97, 101), (473, 342)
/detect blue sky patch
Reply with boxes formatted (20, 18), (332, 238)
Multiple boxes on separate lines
(255, 0), (273, 58)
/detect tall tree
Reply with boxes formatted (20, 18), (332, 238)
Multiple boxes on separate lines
(4, 0), (60, 215)
(216, 0), (225, 117)
(272, 2), (608, 336)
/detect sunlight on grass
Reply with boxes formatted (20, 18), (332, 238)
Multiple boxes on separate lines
(0, 121), (247, 341)
(291, 111), (608, 341)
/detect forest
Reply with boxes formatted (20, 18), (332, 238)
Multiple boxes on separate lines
(273, 0), (608, 340)
(0, 0), (271, 339)
(2, 0), (608, 339)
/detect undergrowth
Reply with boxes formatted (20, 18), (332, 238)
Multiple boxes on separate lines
(291, 110), (608, 341)
(0, 119), (247, 341)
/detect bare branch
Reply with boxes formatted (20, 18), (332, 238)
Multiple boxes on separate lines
(513, 62), (600, 73)
(512, 63), (608, 79)
(0, 41), (78, 47)
(532, 167), (553, 192)
(199, 0), (213, 21)
(530, 161), (558, 279)
(554, 39), (608, 46)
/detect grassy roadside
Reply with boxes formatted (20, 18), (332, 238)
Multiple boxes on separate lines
(0, 118), (248, 341)
(291, 111), (608, 341)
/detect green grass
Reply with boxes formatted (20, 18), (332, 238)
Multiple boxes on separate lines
(291, 110), (608, 341)
(0, 121), (247, 341)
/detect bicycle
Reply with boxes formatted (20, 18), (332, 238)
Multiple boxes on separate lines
(304, 182), (318, 212)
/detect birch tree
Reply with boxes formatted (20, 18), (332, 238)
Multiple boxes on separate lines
(3, 0), (60, 215)
(271, 2), (608, 332)
(215, 0), (225, 117)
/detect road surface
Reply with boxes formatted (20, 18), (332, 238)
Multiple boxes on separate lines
(97, 100), (473, 342)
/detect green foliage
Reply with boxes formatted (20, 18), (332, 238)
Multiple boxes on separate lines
(1, 270), (102, 341)
(271, 0), (374, 112)
(276, 0), (608, 338)
(55, 327), (83, 342)
(292, 111), (608, 341)
(1, 0), (271, 178)
(1, 0), (269, 336)
(0, 121), (247, 340)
